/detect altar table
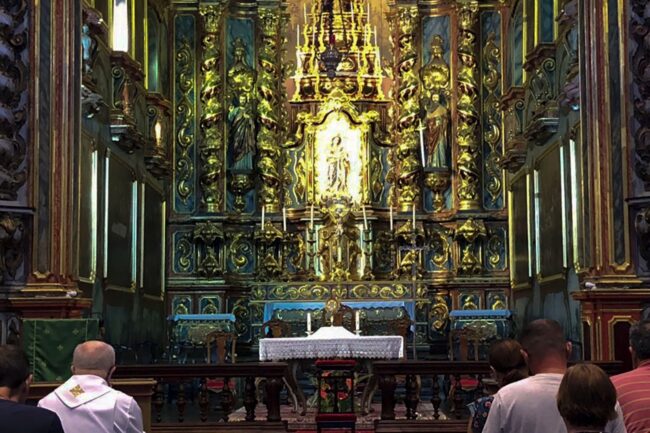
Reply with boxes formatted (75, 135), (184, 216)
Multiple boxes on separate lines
(259, 327), (403, 415)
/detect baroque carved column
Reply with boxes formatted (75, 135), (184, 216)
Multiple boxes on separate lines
(455, 1), (481, 211)
(256, 6), (283, 213)
(392, 6), (421, 211)
(199, 3), (226, 213)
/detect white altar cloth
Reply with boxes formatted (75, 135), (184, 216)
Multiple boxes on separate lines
(259, 326), (404, 361)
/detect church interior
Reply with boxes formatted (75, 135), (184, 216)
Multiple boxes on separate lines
(1, 0), (648, 431)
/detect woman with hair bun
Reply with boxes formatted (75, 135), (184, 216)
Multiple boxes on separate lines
(467, 339), (529, 433)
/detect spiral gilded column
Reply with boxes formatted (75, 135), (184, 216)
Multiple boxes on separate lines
(456, 1), (481, 211)
(392, 6), (421, 211)
(199, 4), (226, 213)
(256, 7), (282, 213)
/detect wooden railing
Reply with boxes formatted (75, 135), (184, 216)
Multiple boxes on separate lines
(371, 360), (624, 433)
(113, 363), (288, 432)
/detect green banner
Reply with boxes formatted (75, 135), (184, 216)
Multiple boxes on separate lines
(22, 319), (100, 382)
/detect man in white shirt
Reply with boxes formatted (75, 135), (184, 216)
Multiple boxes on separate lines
(38, 341), (143, 433)
(482, 319), (627, 433)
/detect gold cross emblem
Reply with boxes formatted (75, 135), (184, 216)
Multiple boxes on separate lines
(69, 385), (85, 398)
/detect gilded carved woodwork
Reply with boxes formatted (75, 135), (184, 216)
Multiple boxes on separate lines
(199, 4), (226, 212)
(110, 52), (145, 153)
(482, 32), (502, 207)
(193, 221), (225, 278)
(429, 294), (450, 332)
(500, 88), (526, 173)
(0, 213), (24, 284)
(0, 1), (27, 201)
(175, 39), (195, 207)
(256, 8), (283, 212)
(392, 6), (421, 211)
(456, 1), (481, 211)
(455, 218), (487, 274)
(631, 0), (650, 189)
(292, 0), (386, 102)
(145, 93), (172, 178)
(523, 45), (559, 145)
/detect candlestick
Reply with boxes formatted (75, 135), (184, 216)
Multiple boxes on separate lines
(412, 205), (416, 228)
(362, 206), (368, 230)
(310, 204), (314, 229)
(419, 119), (426, 167)
(389, 206), (394, 231)
(261, 205), (265, 227)
(355, 310), (360, 332)
(283, 207), (287, 231)
(307, 312), (312, 333)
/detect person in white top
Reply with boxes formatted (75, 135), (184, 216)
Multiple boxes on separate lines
(482, 319), (627, 433)
(38, 341), (144, 433)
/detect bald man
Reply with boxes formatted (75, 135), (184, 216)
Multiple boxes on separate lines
(38, 341), (143, 433)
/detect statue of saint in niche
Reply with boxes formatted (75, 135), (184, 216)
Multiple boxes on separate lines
(326, 135), (351, 194)
(227, 38), (256, 171)
(420, 35), (450, 169)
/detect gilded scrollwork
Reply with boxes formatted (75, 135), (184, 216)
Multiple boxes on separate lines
(229, 232), (253, 273)
(199, 4), (226, 212)
(631, 0), (650, 189)
(486, 227), (506, 271)
(429, 294), (450, 332)
(428, 227), (451, 269)
(392, 6), (421, 211)
(0, 213), (24, 284)
(483, 32), (502, 207)
(174, 232), (194, 274)
(456, 1), (481, 210)
(232, 297), (250, 337)
(256, 7), (283, 212)
(176, 39), (195, 206)
(0, 1), (27, 201)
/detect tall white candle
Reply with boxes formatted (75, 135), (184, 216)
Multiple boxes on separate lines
(351, 3), (354, 26)
(283, 207), (287, 231)
(304, 3), (308, 23)
(367, 3), (370, 22)
(310, 204), (314, 229)
(261, 205), (265, 227)
(389, 206), (394, 231)
(355, 310), (360, 331)
(297, 24), (300, 47)
(362, 206), (368, 230)
(419, 119), (426, 167)
(374, 26), (377, 46)
(412, 205), (416, 228)
(307, 312), (312, 333)
(338, 244), (342, 262)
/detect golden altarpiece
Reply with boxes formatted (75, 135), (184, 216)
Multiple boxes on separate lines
(162, 0), (510, 350)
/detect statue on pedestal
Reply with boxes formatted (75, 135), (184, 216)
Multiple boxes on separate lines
(227, 38), (256, 171)
(420, 35), (451, 169)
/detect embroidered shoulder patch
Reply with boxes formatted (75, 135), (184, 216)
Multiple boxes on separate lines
(69, 384), (85, 398)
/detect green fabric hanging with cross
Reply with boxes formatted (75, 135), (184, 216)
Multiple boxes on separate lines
(22, 319), (100, 382)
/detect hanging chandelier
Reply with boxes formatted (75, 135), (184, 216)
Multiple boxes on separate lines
(315, 0), (350, 78)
